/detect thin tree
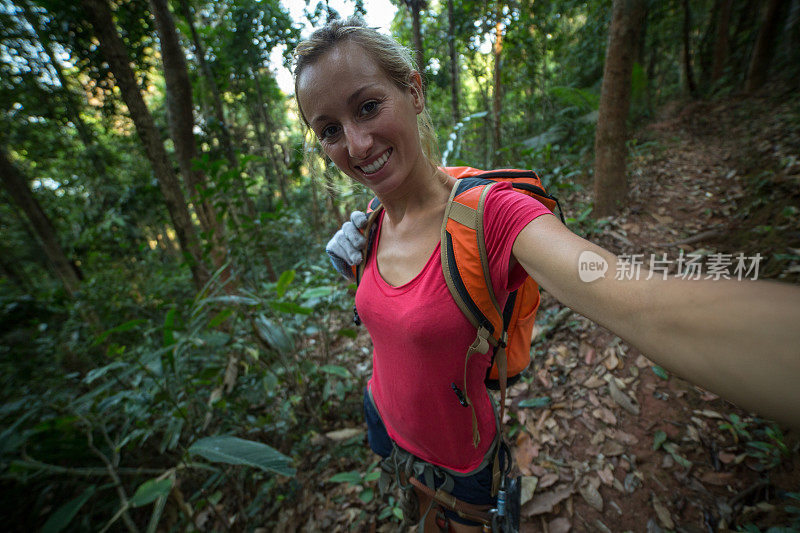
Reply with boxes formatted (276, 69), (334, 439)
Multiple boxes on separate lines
(0, 147), (82, 297)
(745, 0), (784, 92)
(682, 0), (698, 96)
(711, 0), (734, 82)
(149, 0), (229, 280)
(403, 0), (426, 73)
(177, 0), (238, 171)
(593, 0), (646, 217)
(492, 17), (504, 167)
(80, 0), (209, 290)
(447, 0), (460, 125)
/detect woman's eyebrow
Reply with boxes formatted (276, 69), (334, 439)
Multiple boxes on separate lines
(310, 85), (378, 128)
(346, 85), (376, 106)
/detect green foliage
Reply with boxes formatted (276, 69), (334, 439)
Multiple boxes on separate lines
(3, 0), (798, 528)
(188, 436), (295, 476)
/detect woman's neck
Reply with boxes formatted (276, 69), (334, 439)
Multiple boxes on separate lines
(378, 159), (455, 226)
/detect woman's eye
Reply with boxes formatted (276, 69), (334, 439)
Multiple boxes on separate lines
(360, 101), (379, 115)
(320, 125), (340, 139)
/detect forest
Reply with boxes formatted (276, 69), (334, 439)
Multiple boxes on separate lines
(1, 0), (799, 531)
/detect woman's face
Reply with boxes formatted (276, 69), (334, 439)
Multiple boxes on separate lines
(296, 40), (425, 197)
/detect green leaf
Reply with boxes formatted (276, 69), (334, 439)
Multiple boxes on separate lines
(41, 485), (96, 533)
(92, 319), (145, 346)
(359, 488), (374, 503)
(653, 430), (667, 451)
(328, 471), (361, 484)
(337, 328), (358, 339)
(130, 478), (174, 508)
(276, 270), (296, 298)
(255, 315), (295, 353)
(163, 308), (176, 347)
(301, 286), (337, 299)
(269, 301), (313, 315)
(746, 441), (775, 453)
(364, 470), (381, 482)
(651, 365), (669, 380)
(392, 507), (403, 520)
(83, 361), (127, 384)
(320, 365), (351, 379)
(204, 295), (259, 306)
(188, 436), (295, 476)
(518, 396), (551, 408)
(209, 309), (234, 328)
(663, 442), (692, 468)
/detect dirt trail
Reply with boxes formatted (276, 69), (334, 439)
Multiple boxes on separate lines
(276, 89), (800, 532)
(516, 88), (800, 532)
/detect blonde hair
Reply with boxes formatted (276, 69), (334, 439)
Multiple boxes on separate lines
(293, 16), (440, 167)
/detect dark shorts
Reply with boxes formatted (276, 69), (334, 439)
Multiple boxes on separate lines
(363, 388), (501, 526)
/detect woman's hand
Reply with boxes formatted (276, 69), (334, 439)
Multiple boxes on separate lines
(326, 211), (368, 280)
(512, 214), (800, 428)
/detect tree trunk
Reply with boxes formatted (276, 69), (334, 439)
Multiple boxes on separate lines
(0, 248), (29, 292)
(0, 147), (82, 297)
(149, 0), (216, 234)
(447, 0), (460, 125)
(149, 0), (229, 281)
(682, 0), (698, 96)
(712, 0), (734, 82)
(405, 0), (425, 72)
(492, 19), (504, 167)
(177, 0), (238, 171)
(593, 0), (646, 217)
(785, 0), (800, 62)
(81, 0), (208, 290)
(745, 0), (784, 92)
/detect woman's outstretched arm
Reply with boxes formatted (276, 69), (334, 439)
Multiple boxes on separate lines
(513, 214), (800, 428)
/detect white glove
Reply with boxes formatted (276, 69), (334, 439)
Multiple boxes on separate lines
(326, 211), (368, 280)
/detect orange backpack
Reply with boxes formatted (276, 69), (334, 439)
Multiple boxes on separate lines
(353, 167), (564, 446)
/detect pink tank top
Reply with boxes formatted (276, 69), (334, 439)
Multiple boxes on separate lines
(357, 182), (552, 472)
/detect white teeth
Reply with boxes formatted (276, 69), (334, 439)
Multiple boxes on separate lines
(361, 150), (390, 174)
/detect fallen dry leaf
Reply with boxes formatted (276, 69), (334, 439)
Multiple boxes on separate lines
(515, 434), (540, 475)
(521, 476), (539, 506)
(549, 517), (572, 533)
(606, 428), (639, 445)
(580, 341), (595, 365)
(601, 440), (625, 457)
(652, 494), (675, 529)
(597, 467), (615, 486)
(584, 374), (606, 389)
(523, 486), (573, 516)
(325, 428), (363, 441)
(603, 350), (620, 370)
(717, 450), (737, 464)
(538, 472), (559, 489)
(699, 471), (735, 486)
(579, 479), (603, 511)
(592, 407), (617, 425)
(608, 379), (640, 415)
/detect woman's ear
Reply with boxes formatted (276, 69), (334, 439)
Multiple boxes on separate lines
(408, 71), (424, 114)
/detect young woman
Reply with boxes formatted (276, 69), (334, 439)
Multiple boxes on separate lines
(293, 17), (800, 533)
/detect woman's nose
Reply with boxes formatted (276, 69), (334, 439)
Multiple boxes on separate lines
(344, 124), (372, 159)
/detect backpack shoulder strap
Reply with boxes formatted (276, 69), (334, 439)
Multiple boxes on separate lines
(440, 176), (509, 449)
(353, 201), (383, 284)
(440, 177), (505, 338)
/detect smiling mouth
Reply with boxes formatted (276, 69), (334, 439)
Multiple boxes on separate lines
(358, 149), (392, 175)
